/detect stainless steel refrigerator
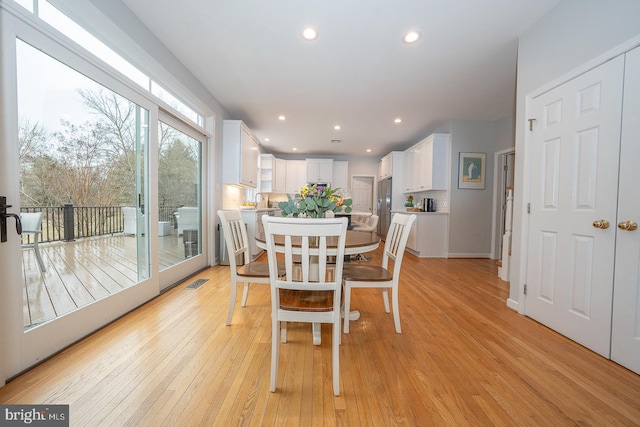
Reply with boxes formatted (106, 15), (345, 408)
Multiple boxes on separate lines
(377, 177), (392, 239)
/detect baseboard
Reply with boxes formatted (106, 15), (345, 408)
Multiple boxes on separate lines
(446, 252), (491, 258)
(407, 248), (448, 258)
(506, 298), (519, 311)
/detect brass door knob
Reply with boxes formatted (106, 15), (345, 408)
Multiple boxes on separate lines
(618, 220), (638, 231)
(593, 220), (610, 229)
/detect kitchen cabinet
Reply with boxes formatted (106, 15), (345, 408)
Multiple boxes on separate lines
(223, 120), (259, 188)
(402, 212), (448, 258)
(274, 158), (286, 193)
(402, 133), (450, 193)
(422, 133), (450, 191)
(240, 209), (278, 261)
(259, 154), (273, 193)
(406, 220), (417, 252)
(259, 154), (286, 193)
(402, 146), (416, 192)
(285, 160), (307, 193)
(306, 158), (333, 183)
(379, 152), (392, 179)
(332, 161), (349, 191)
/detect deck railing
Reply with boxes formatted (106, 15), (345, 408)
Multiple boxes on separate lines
(20, 204), (181, 244)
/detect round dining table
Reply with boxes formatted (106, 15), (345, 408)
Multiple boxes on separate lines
(255, 230), (380, 255)
(255, 230), (380, 344)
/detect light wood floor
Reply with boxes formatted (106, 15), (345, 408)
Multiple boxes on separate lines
(3, 250), (640, 426)
(22, 232), (188, 329)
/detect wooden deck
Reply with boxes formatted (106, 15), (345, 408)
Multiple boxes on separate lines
(22, 231), (188, 329)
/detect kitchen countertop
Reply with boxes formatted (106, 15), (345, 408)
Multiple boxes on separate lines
(239, 207), (279, 212)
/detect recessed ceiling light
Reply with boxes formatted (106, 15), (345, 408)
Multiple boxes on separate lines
(366, 149), (372, 153)
(334, 125), (341, 130)
(394, 118), (402, 124)
(302, 27), (318, 41)
(292, 147), (297, 151)
(403, 31), (421, 44)
(278, 115), (286, 121)
(264, 138), (270, 142)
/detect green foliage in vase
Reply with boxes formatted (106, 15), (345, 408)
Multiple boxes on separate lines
(279, 184), (352, 218)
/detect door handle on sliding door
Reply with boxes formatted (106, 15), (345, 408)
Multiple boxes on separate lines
(1, 196), (23, 242)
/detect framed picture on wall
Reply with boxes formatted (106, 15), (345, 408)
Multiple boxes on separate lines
(458, 152), (486, 189)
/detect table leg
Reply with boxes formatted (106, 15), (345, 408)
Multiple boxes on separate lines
(313, 323), (321, 345)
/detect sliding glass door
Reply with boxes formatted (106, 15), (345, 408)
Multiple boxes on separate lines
(1, 20), (156, 378)
(158, 116), (203, 284)
(0, 2), (209, 380)
(16, 38), (151, 328)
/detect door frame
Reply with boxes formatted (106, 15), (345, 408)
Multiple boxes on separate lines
(516, 35), (640, 315)
(491, 148), (515, 260)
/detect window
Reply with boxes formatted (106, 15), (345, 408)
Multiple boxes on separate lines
(12, 0), (204, 128)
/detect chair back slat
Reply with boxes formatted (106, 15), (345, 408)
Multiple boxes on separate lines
(217, 210), (251, 269)
(263, 216), (348, 291)
(382, 213), (416, 273)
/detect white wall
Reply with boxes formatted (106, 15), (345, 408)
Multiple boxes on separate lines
(495, 115), (515, 153)
(510, 0), (640, 307)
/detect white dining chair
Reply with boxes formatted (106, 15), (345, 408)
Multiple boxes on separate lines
(21, 212), (46, 272)
(262, 215), (348, 396)
(217, 210), (284, 325)
(342, 213), (416, 334)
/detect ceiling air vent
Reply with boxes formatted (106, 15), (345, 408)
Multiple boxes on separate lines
(330, 139), (342, 143)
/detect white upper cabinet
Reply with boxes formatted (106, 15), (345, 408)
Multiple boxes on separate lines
(379, 152), (392, 179)
(274, 158), (286, 193)
(403, 133), (450, 193)
(259, 154), (286, 193)
(423, 133), (450, 191)
(402, 145), (416, 192)
(306, 158), (333, 183)
(332, 161), (349, 191)
(285, 160), (307, 193)
(223, 120), (259, 188)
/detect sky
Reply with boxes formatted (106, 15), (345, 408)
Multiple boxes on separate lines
(17, 39), (100, 135)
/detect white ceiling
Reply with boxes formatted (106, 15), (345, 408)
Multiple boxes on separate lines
(119, 0), (561, 157)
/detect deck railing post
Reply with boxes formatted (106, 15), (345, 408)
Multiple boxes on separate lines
(63, 203), (75, 242)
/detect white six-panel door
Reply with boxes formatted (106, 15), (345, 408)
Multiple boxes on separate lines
(611, 46), (640, 373)
(351, 176), (374, 213)
(525, 55), (624, 358)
